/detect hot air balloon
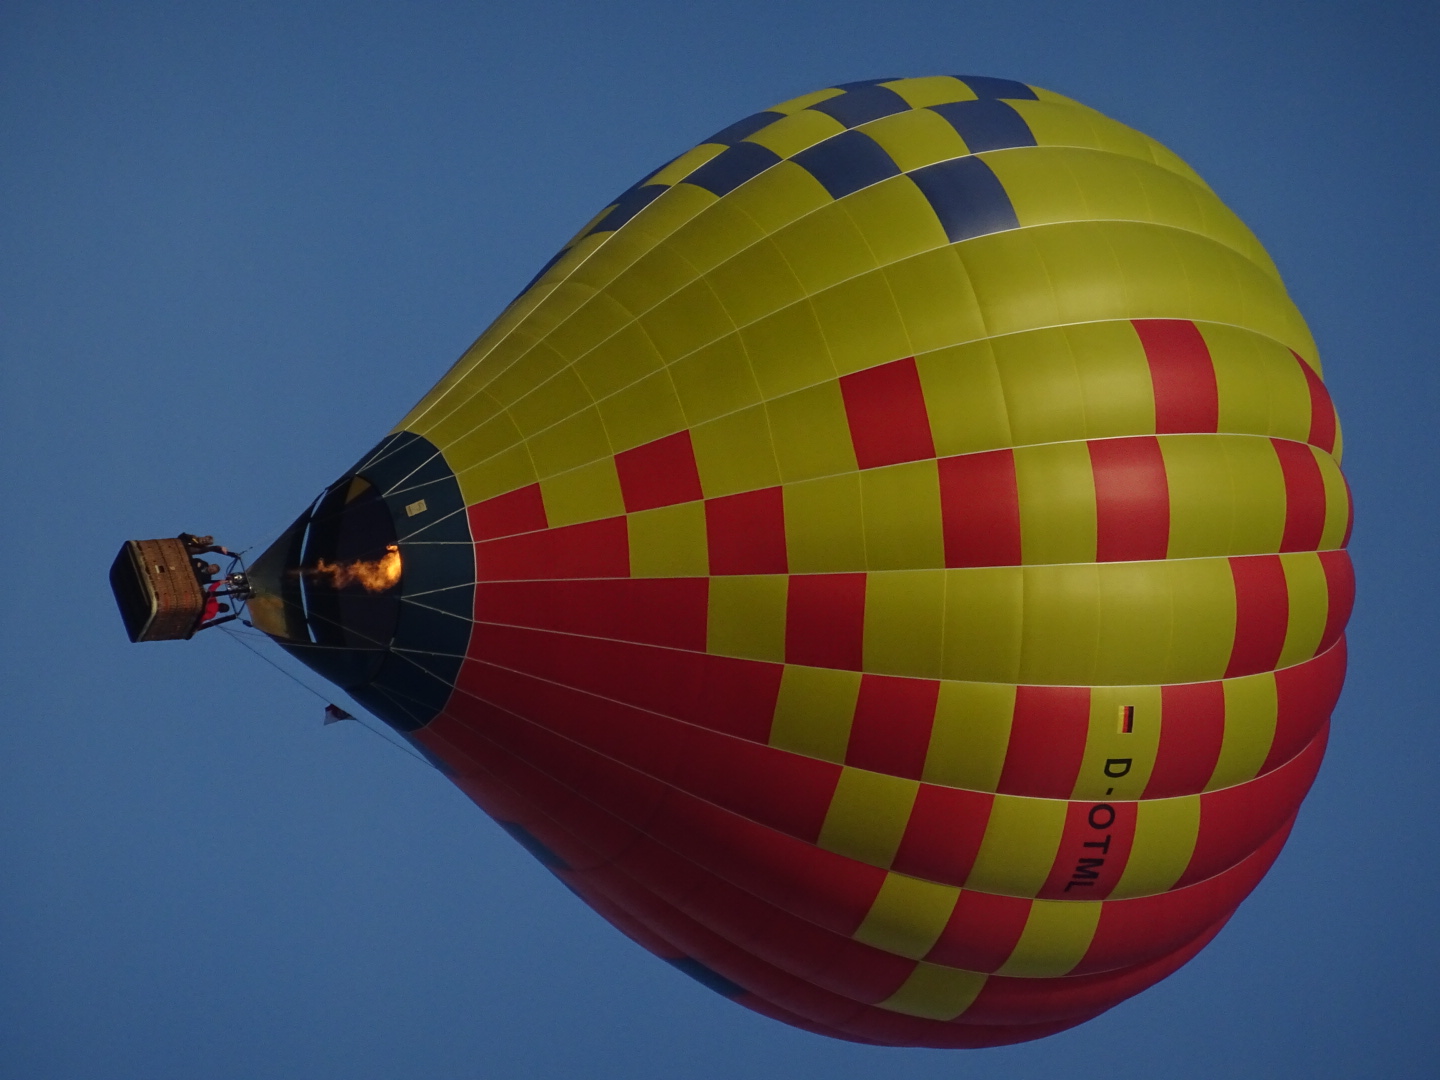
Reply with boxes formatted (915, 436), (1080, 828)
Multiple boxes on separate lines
(111, 75), (1352, 1047)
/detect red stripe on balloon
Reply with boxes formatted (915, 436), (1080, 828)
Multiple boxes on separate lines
(429, 715), (904, 1012)
(468, 482), (548, 541)
(890, 784), (995, 887)
(560, 873), (683, 959)
(1341, 474), (1355, 546)
(443, 740), (915, 1032)
(440, 673), (678, 827)
(594, 846), (913, 1006)
(844, 675), (939, 779)
(615, 430), (705, 512)
(706, 485), (788, 574)
(996, 686), (1091, 798)
(474, 515), (629, 580)
(805, 940), (918, 1005)
(438, 707), (1081, 1027)
(1089, 436), (1170, 562)
(457, 658), (684, 783)
(688, 657), (788, 743)
(664, 806), (885, 939)
(786, 573), (866, 670)
(450, 719), (658, 864)
(938, 450), (1022, 566)
(474, 577), (709, 650)
(452, 654), (837, 850)
(687, 656), (787, 743)
(1293, 351), (1337, 453)
(592, 833), (926, 1016)
(838, 357), (937, 469)
(1037, 800), (1138, 900)
(672, 730), (842, 843)
(642, 791), (887, 936)
(924, 889), (1032, 973)
(1273, 439), (1327, 553)
(595, 853), (797, 984)
(1316, 550), (1355, 653)
(466, 622), (781, 742)
(578, 846), (993, 1033)
(429, 702), (1143, 1037)
(1224, 554), (1289, 678)
(964, 918), (1226, 1024)
(1263, 639), (1346, 775)
(1133, 319), (1219, 434)
(1145, 681), (1226, 798)
(1072, 816), (1292, 976)
(1175, 722), (1326, 889)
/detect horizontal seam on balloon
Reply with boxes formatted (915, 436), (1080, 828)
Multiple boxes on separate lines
(425, 622), (1337, 786)
(453, 165), (1282, 416)
(444, 388), (1325, 499)
(455, 708), (1240, 983)
(405, 181), (1286, 442)
(433, 671), (1121, 908)
(397, 130), (1134, 426)
(418, 709), (963, 993)
(450, 431), (1341, 538)
(568, 138), (1273, 348)
(438, 671), (1316, 909)
(524, 730), (1286, 939)
(446, 611), (1344, 699)
(457, 545), (1348, 587)
(439, 305), (1322, 493)
(419, 216), (1285, 446)
(399, 123), (1257, 434)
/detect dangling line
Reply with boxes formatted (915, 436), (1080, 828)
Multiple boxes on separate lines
(220, 627), (435, 770)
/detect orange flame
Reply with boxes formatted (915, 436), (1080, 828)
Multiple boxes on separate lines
(307, 545), (402, 591)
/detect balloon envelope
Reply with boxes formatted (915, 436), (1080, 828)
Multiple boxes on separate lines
(249, 75), (1352, 1047)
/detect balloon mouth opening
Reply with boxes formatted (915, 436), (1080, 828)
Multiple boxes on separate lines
(203, 431), (470, 730)
(247, 476), (403, 654)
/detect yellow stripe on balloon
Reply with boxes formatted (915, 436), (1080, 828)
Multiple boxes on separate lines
(1072, 685), (1163, 800)
(769, 664), (861, 762)
(628, 502), (708, 578)
(1208, 674), (1279, 791)
(997, 898), (1103, 977)
(881, 75), (980, 110)
(1109, 796), (1200, 898)
(859, 462), (945, 571)
(742, 108), (845, 158)
(817, 766), (919, 867)
(1009, 97), (1210, 189)
(1278, 552), (1331, 668)
(1316, 449), (1352, 550)
(855, 108), (972, 172)
(967, 794), (1066, 898)
(853, 871), (961, 959)
(706, 574), (787, 661)
(863, 570), (947, 679)
(922, 681), (1017, 792)
(877, 962), (988, 1020)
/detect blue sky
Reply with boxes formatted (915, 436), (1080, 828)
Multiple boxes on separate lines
(2, 2), (1436, 1077)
